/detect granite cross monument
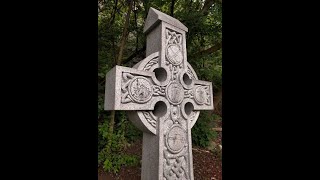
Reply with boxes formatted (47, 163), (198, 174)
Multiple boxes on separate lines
(104, 7), (214, 180)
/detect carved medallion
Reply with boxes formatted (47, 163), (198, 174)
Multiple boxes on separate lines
(166, 82), (184, 105)
(166, 125), (187, 153)
(128, 77), (153, 103)
(166, 44), (183, 65)
(194, 86), (210, 105)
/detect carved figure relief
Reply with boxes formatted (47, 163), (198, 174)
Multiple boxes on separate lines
(121, 73), (153, 104)
(129, 77), (153, 103)
(193, 85), (211, 105)
(166, 82), (184, 105)
(170, 105), (181, 123)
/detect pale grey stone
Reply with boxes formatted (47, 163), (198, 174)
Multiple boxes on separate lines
(144, 7), (188, 34)
(104, 7), (214, 180)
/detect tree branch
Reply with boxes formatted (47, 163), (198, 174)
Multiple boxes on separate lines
(109, 0), (118, 26)
(201, 0), (215, 15)
(201, 0), (221, 15)
(189, 42), (222, 59)
(213, 89), (222, 116)
(123, 45), (146, 65)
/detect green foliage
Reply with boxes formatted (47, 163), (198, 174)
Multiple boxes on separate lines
(124, 120), (142, 143)
(99, 151), (139, 173)
(192, 111), (218, 148)
(98, 112), (141, 173)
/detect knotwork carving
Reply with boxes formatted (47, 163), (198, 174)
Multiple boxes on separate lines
(184, 89), (194, 99)
(153, 85), (166, 96)
(186, 66), (196, 80)
(165, 29), (182, 46)
(163, 147), (189, 180)
(142, 111), (157, 127)
(143, 57), (159, 71)
(121, 73), (134, 103)
(165, 28), (184, 81)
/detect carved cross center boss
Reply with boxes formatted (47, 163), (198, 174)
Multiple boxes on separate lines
(104, 8), (214, 180)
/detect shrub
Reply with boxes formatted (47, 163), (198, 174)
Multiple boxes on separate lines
(192, 111), (218, 148)
(98, 112), (141, 173)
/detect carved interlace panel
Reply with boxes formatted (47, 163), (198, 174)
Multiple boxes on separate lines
(143, 57), (159, 71)
(165, 28), (183, 81)
(163, 118), (190, 180)
(142, 111), (157, 128)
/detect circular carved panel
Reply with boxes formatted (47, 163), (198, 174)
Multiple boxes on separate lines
(166, 82), (184, 105)
(166, 44), (183, 65)
(194, 86), (208, 105)
(166, 125), (187, 153)
(128, 77), (153, 103)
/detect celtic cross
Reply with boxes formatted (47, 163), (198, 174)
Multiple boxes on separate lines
(104, 7), (214, 180)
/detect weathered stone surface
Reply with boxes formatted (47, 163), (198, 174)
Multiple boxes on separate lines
(104, 7), (214, 180)
(144, 7), (188, 34)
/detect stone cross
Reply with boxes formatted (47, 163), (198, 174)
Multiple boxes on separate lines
(104, 7), (214, 180)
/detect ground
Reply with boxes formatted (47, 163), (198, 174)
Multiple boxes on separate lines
(98, 130), (222, 180)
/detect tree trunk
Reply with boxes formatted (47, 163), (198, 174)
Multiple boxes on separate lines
(201, 0), (215, 15)
(170, 0), (175, 17)
(117, 0), (134, 65)
(111, 0), (118, 25)
(109, 0), (133, 144)
(213, 89), (222, 116)
(134, 0), (138, 52)
(107, 110), (116, 148)
(212, 127), (222, 132)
